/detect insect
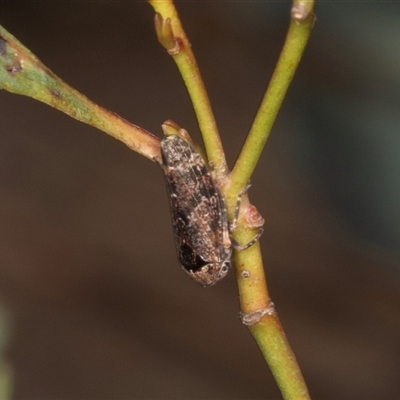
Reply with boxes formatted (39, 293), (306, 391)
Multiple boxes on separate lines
(160, 130), (262, 287)
(160, 132), (231, 287)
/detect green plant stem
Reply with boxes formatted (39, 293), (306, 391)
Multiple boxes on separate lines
(233, 231), (310, 400)
(231, 2), (315, 398)
(148, 0), (228, 179)
(228, 4), (315, 199)
(0, 25), (160, 162)
(250, 317), (310, 400)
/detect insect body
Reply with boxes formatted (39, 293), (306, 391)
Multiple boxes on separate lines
(160, 133), (231, 287)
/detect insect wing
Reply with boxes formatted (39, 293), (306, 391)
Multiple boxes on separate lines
(161, 134), (231, 286)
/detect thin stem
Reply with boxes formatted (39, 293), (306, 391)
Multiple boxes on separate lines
(148, 0), (228, 179)
(230, 2), (315, 398)
(228, 3), (315, 198)
(231, 209), (310, 400)
(0, 25), (160, 162)
(249, 317), (310, 400)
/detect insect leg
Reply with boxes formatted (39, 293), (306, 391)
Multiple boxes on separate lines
(229, 184), (252, 231)
(229, 184), (264, 251)
(231, 228), (264, 251)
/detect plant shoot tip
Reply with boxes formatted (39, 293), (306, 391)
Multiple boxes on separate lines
(154, 13), (180, 54)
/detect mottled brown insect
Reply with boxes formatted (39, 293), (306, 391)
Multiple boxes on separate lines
(160, 132), (231, 287)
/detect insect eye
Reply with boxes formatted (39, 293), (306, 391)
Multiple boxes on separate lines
(221, 262), (230, 273)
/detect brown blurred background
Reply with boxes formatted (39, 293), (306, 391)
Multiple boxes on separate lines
(1, 2), (400, 399)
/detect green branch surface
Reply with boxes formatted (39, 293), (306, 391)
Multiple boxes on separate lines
(0, 25), (160, 163)
(232, 3), (315, 399)
(228, 3), (315, 198)
(148, 0), (228, 180)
